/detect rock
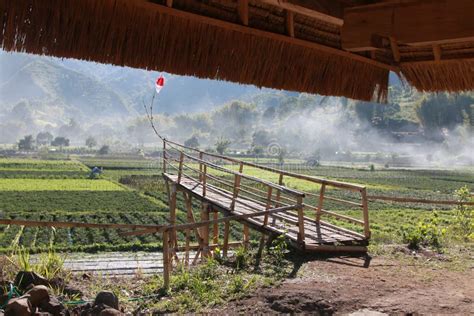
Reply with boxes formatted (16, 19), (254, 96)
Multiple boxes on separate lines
(94, 291), (119, 310)
(25, 285), (50, 307)
(14, 271), (48, 290)
(4, 297), (33, 316)
(99, 308), (124, 316)
(63, 285), (82, 297)
(39, 296), (66, 316)
(349, 309), (388, 316)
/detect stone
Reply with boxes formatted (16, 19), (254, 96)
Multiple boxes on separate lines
(39, 296), (66, 316)
(14, 271), (48, 290)
(26, 285), (50, 307)
(99, 308), (124, 316)
(4, 297), (33, 316)
(94, 291), (119, 310)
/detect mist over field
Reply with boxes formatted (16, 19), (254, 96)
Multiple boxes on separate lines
(0, 51), (472, 168)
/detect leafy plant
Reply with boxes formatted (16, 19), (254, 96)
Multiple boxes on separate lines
(401, 212), (446, 251)
(453, 186), (473, 241)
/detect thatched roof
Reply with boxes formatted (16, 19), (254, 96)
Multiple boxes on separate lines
(1, 0), (473, 102)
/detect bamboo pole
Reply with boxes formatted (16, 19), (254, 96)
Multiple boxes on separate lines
(243, 224), (249, 249)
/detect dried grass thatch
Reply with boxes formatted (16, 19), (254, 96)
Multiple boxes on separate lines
(401, 60), (474, 93)
(0, 0), (389, 102)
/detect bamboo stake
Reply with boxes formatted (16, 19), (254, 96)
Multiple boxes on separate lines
(243, 224), (249, 250)
(213, 210), (219, 244)
(201, 202), (210, 257)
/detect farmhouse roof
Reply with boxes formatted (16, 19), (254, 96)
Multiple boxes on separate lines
(1, 0), (473, 102)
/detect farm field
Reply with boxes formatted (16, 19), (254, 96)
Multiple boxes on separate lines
(0, 156), (472, 254)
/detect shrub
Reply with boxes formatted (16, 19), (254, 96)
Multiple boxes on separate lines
(401, 212), (446, 251)
(453, 186), (473, 241)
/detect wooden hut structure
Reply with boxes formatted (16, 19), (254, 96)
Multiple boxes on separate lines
(1, 0), (473, 102)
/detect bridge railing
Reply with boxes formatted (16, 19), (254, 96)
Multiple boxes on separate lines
(162, 139), (370, 239)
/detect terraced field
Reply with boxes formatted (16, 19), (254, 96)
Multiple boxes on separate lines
(0, 156), (471, 253)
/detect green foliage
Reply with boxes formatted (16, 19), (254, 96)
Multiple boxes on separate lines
(400, 212), (446, 251)
(51, 136), (70, 147)
(453, 186), (473, 241)
(215, 138), (231, 155)
(234, 246), (249, 270)
(184, 135), (200, 149)
(18, 135), (35, 151)
(98, 145), (110, 155)
(85, 136), (97, 149)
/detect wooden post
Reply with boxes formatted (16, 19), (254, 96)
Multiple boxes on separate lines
(199, 152), (203, 182)
(254, 233), (266, 269)
(263, 186), (273, 226)
(296, 195), (305, 244)
(361, 188), (370, 239)
(223, 220), (230, 257)
(286, 10), (294, 38)
(273, 174), (284, 225)
(201, 203), (210, 257)
(316, 183), (326, 222)
(202, 165), (207, 197)
(184, 193), (191, 266)
(162, 140), (167, 173)
(243, 224), (249, 249)
(231, 173), (242, 211)
(162, 230), (170, 289)
(169, 184), (178, 252)
(177, 152), (184, 183)
(213, 210), (219, 244)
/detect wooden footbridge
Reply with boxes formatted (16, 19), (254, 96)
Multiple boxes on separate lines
(160, 139), (371, 257)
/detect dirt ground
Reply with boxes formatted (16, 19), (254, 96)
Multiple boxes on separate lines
(214, 255), (474, 315)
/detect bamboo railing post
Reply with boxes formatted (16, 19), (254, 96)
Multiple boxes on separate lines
(184, 192), (192, 266)
(263, 186), (273, 225)
(273, 174), (284, 225)
(361, 188), (370, 239)
(296, 195), (305, 244)
(198, 151), (203, 182)
(163, 140), (167, 173)
(223, 220), (230, 257)
(177, 152), (184, 183)
(316, 183), (326, 222)
(162, 229), (170, 289)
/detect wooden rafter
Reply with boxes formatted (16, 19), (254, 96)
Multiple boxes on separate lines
(433, 44), (442, 62)
(285, 10), (295, 38)
(237, 0), (249, 26)
(342, 0), (474, 51)
(258, 0), (344, 26)
(389, 37), (400, 62)
(133, 1), (396, 71)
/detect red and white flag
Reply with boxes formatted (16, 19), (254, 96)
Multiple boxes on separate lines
(155, 75), (165, 94)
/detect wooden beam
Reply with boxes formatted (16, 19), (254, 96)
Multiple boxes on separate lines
(258, 0), (344, 26)
(389, 37), (400, 62)
(433, 44), (442, 62)
(165, 0), (173, 8)
(286, 10), (295, 37)
(342, 0), (474, 51)
(238, 0), (249, 26)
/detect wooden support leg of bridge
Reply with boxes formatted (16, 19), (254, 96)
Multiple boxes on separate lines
(212, 210), (219, 245)
(223, 220), (230, 257)
(255, 233), (267, 270)
(162, 230), (170, 290)
(201, 202), (210, 257)
(243, 224), (250, 250)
